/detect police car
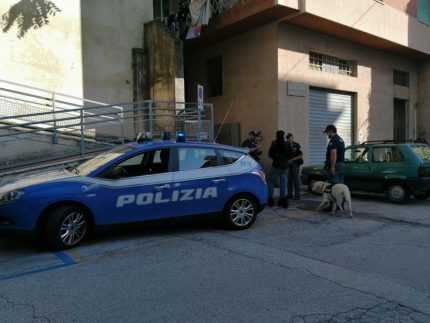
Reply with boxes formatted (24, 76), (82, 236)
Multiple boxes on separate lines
(0, 137), (268, 250)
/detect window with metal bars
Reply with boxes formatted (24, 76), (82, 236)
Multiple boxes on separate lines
(393, 70), (409, 87)
(309, 52), (355, 76)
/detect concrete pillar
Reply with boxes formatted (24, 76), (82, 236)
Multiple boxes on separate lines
(418, 59), (430, 136)
(144, 21), (185, 135)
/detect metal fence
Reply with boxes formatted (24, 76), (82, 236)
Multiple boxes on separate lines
(0, 80), (214, 171)
(211, 0), (247, 14)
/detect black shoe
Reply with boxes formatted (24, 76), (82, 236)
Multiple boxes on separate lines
(268, 198), (275, 207)
(278, 197), (289, 209)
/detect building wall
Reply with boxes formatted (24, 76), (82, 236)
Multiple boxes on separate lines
(81, 0), (153, 104)
(185, 23), (279, 169)
(0, 0), (83, 96)
(0, 0), (153, 103)
(418, 59), (430, 135)
(278, 24), (418, 164)
(303, 0), (430, 55)
(385, 0), (418, 17)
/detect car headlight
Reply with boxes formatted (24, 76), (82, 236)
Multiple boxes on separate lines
(0, 190), (25, 205)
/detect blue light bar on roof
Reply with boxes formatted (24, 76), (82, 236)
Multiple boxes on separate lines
(176, 132), (186, 142)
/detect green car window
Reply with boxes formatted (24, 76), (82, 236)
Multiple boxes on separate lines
(345, 147), (369, 163)
(411, 146), (430, 161)
(372, 147), (404, 163)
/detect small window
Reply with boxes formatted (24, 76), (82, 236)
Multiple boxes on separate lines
(178, 148), (218, 171)
(207, 56), (223, 97)
(345, 147), (369, 163)
(393, 70), (409, 87)
(309, 51), (355, 76)
(219, 150), (244, 165)
(372, 147), (404, 163)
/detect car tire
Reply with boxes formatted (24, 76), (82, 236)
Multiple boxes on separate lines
(45, 205), (89, 250)
(385, 182), (410, 204)
(223, 195), (258, 230)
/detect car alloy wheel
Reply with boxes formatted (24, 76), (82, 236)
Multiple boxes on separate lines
(60, 211), (88, 246)
(230, 198), (255, 227)
(223, 195), (258, 230)
(45, 205), (89, 250)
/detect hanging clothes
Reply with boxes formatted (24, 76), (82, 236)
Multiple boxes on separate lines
(187, 0), (212, 39)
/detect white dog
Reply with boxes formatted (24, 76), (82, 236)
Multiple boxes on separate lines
(312, 181), (353, 218)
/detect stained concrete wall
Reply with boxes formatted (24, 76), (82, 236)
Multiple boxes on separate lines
(80, 0), (153, 104)
(278, 23), (419, 164)
(418, 59), (430, 135)
(0, 0), (153, 103)
(185, 23), (279, 170)
(0, 0), (83, 96)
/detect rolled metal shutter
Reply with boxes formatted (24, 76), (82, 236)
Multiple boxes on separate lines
(309, 88), (353, 165)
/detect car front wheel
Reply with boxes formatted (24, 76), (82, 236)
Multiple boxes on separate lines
(45, 205), (89, 250)
(223, 195), (258, 230)
(385, 182), (410, 204)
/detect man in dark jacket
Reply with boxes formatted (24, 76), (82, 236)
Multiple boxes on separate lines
(241, 131), (262, 162)
(267, 130), (289, 207)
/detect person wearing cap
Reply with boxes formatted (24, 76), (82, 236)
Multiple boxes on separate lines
(267, 130), (289, 208)
(242, 131), (262, 162)
(324, 124), (346, 184)
(286, 133), (303, 200)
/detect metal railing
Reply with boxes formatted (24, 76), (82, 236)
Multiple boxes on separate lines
(0, 80), (214, 171)
(211, 0), (247, 14)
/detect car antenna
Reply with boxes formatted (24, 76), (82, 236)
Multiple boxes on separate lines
(214, 100), (234, 143)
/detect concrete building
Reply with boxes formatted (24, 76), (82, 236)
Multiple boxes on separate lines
(0, 0), (153, 104)
(185, 0), (430, 167)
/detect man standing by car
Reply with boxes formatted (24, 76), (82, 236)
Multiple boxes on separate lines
(267, 130), (289, 208)
(324, 125), (345, 184)
(242, 131), (262, 162)
(286, 133), (303, 200)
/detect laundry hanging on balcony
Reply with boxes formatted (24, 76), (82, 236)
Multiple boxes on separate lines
(187, 0), (212, 39)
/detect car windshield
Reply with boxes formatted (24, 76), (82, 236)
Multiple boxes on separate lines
(411, 145), (430, 161)
(74, 145), (138, 176)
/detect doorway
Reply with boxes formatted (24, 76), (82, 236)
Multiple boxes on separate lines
(393, 99), (408, 142)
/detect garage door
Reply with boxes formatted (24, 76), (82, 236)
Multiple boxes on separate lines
(309, 88), (354, 165)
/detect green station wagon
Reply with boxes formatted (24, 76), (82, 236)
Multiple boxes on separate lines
(300, 141), (430, 203)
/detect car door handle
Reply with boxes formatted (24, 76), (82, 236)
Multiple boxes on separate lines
(155, 184), (170, 190)
(212, 179), (226, 184)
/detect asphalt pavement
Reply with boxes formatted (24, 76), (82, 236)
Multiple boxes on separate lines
(1, 189), (430, 322)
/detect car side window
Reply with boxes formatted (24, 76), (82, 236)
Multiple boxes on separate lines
(100, 148), (170, 179)
(178, 147), (218, 171)
(372, 147), (404, 163)
(219, 150), (244, 165)
(345, 147), (369, 163)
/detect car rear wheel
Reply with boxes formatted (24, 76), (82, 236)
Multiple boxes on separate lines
(385, 182), (410, 204)
(45, 205), (89, 250)
(223, 195), (257, 230)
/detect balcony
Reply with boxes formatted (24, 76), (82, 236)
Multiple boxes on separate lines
(185, 0), (300, 50)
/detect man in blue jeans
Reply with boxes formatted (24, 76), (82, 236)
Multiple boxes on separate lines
(286, 133), (303, 200)
(324, 124), (346, 184)
(267, 130), (289, 208)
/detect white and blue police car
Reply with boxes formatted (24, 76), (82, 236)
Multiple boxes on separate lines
(0, 137), (268, 250)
